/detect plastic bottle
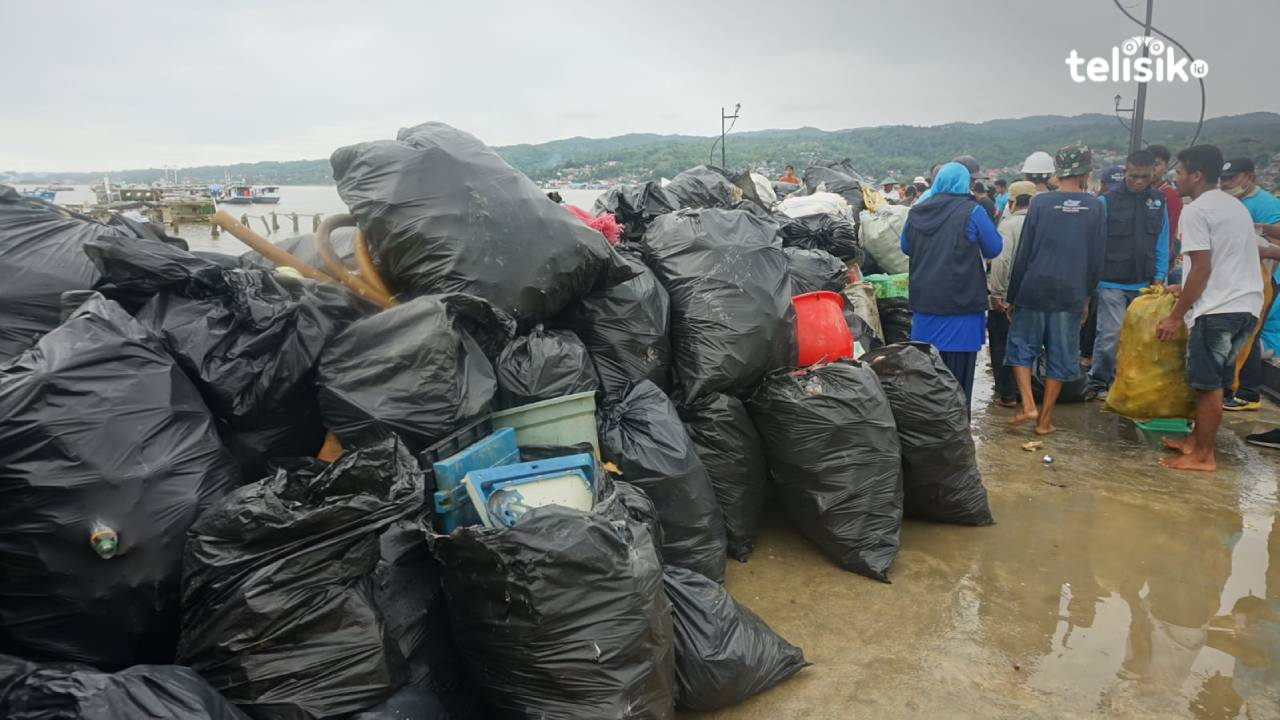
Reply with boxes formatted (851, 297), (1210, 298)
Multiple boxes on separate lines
(90, 522), (118, 559)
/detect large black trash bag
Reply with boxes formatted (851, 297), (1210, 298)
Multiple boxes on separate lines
(350, 687), (450, 720)
(87, 232), (376, 475)
(430, 482), (676, 720)
(663, 567), (806, 711)
(665, 165), (739, 209)
(802, 160), (867, 212)
(372, 521), (488, 720)
(1032, 356), (1089, 404)
(178, 437), (425, 720)
(319, 293), (514, 454)
(863, 343), (993, 526)
(496, 324), (599, 409)
(747, 362), (903, 582)
(556, 247), (671, 400)
(641, 208), (794, 401)
(678, 393), (767, 562)
(775, 214), (863, 262)
(598, 381), (728, 582)
(83, 233), (225, 312)
(331, 121), (633, 329)
(0, 185), (119, 359)
(877, 296), (913, 345)
(137, 270), (375, 478)
(0, 294), (239, 669)
(0, 654), (249, 720)
(783, 247), (848, 295)
(592, 181), (679, 244)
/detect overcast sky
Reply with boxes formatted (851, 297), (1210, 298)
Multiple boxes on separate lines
(2, 0), (1273, 172)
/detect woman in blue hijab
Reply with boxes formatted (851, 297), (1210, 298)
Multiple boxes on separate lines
(899, 162), (1003, 407)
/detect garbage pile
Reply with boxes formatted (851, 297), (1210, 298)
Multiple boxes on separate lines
(0, 131), (994, 717)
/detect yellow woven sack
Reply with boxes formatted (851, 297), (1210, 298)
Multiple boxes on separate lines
(1105, 287), (1196, 419)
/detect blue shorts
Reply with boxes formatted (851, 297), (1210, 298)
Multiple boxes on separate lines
(1186, 312), (1255, 391)
(1005, 309), (1083, 382)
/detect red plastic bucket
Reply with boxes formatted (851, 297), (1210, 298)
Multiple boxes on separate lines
(792, 291), (854, 366)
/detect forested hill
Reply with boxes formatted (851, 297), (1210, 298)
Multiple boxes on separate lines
(7, 113), (1279, 186)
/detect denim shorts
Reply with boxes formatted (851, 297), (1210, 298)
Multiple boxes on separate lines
(1005, 309), (1084, 382)
(1186, 312), (1255, 391)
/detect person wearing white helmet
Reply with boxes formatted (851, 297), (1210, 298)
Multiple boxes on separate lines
(1022, 151), (1056, 192)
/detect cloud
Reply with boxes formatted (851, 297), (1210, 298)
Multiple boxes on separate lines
(2, 0), (1273, 172)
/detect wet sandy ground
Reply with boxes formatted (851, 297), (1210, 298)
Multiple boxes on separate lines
(687, 374), (1280, 720)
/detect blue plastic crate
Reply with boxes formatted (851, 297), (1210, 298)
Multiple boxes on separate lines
(463, 454), (596, 528)
(431, 427), (519, 532)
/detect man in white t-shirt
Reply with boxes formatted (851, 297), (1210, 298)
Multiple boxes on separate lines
(1155, 145), (1265, 471)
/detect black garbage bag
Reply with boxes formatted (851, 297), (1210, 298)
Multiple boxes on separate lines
(331, 122), (633, 329)
(496, 324), (599, 409)
(1032, 356), (1090, 404)
(665, 165), (739, 209)
(136, 270), (375, 478)
(178, 437), (425, 720)
(641, 208), (794, 401)
(784, 247), (848, 295)
(318, 293), (514, 454)
(555, 247), (671, 401)
(592, 181), (680, 244)
(599, 381), (728, 582)
(430, 482), (676, 720)
(678, 393), (767, 562)
(0, 294), (239, 669)
(863, 343), (993, 526)
(775, 213), (863, 262)
(772, 181), (800, 199)
(877, 296), (913, 345)
(663, 567), (806, 711)
(802, 160), (867, 213)
(747, 362), (903, 582)
(350, 687), (450, 720)
(0, 186), (118, 360)
(372, 521), (487, 720)
(0, 654), (249, 720)
(83, 233), (225, 312)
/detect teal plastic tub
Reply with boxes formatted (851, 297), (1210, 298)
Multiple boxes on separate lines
(490, 391), (599, 453)
(1133, 417), (1191, 444)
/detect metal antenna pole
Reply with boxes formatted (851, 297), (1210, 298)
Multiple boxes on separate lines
(721, 107), (726, 169)
(1129, 0), (1154, 154)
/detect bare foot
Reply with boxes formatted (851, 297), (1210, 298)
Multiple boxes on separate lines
(1159, 454), (1216, 472)
(995, 399), (1019, 408)
(1162, 436), (1195, 455)
(1010, 410), (1039, 426)
(1034, 424), (1058, 436)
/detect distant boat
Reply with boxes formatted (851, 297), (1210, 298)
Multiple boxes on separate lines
(48, 184), (74, 191)
(21, 188), (57, 202)
(220, 184), (253, 204)
(251, 185), (281, 204)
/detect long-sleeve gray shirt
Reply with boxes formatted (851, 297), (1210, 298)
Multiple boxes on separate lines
(988, 210), (1027, 302)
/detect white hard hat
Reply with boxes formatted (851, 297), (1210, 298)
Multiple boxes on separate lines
(1022, 151), (1055, 175)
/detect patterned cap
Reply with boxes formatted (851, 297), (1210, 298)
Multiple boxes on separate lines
(1054, 143), (1093, 176)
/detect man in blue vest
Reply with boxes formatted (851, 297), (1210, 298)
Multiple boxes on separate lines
(1085, 150), (1170, 400)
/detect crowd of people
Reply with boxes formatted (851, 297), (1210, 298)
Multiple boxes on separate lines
(794, 142), (1280, 471)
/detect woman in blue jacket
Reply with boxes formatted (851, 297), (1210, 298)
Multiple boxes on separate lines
(900, 162), (1003, 407)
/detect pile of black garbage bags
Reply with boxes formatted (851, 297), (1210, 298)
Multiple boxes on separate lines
(0, 128), (991, 719)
